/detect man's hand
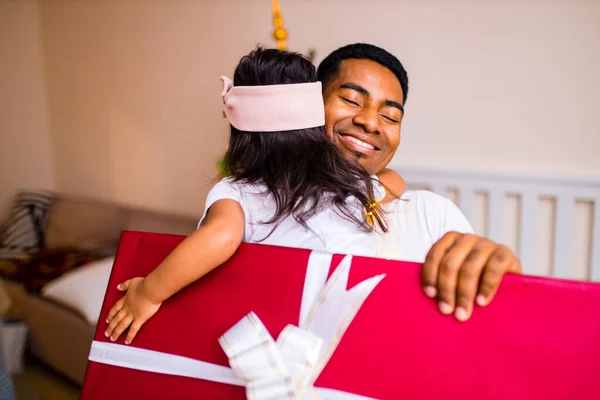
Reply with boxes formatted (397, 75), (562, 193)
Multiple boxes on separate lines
(422, 232), (522, 322)
(105, 277), (162, 344)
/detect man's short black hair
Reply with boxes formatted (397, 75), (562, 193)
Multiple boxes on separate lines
(316, 43), (409, 105)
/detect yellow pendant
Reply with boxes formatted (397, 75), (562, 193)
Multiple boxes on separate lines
(365, 201), (380, 226)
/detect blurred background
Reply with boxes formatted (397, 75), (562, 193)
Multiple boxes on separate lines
(0, 0), (599, 398)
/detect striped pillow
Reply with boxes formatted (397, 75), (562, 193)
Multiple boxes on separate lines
(0, 190), (54, 260)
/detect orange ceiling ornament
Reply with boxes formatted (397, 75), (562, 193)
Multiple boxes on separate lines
(271, 0), (288, 50)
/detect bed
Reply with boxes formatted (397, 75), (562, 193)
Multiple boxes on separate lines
(397, 165), (600, 282)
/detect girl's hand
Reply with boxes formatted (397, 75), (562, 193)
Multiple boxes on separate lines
(376, 168), (406, 203)
(104, 277), (162, 345)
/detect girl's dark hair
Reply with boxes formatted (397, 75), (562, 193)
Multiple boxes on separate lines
(223, 47), (386, 233)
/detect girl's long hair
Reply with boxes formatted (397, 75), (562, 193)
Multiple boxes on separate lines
(223, 47), (386, 233)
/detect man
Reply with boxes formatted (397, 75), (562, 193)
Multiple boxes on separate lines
(317, 43), (522, 322)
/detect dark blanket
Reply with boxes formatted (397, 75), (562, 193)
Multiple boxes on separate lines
(0, 248), (102, 293)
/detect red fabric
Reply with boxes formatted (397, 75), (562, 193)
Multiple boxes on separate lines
(81, 231), (600, 400)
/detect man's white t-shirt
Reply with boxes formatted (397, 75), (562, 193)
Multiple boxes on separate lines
(375, 190), (474, 262)
(200, 178), (474, 263)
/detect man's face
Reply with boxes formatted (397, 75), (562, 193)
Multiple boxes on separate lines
(323, 59), (404, 175)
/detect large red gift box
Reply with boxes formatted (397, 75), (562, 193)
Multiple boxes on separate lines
(81, 231), (600, 399)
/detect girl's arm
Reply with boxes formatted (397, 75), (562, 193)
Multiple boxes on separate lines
(376, 168), (406, 203)
(142, 199), (244, 303)
(104, 199), (244, 344)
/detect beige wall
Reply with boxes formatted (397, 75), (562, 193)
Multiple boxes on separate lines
(38, 0), (278, 215)
(282, 0), (600, 179)
(0, 0), (55, 213)
(2, 0), (599, 216)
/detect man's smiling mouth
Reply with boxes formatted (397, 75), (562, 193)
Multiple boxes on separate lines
(338, 133), (379, 154)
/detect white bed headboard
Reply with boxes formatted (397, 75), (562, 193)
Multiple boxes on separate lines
(396, 167), (600, 282)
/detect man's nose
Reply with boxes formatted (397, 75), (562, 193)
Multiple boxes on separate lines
(352, 108), (380, 134)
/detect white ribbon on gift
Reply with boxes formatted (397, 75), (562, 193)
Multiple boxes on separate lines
(89, 252), (384, 399)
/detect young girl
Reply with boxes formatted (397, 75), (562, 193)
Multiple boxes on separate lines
(105, 47), (405, 344)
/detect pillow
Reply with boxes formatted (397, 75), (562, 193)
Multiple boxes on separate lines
(0, 190), (54, 259)
(41, 256), (115, 325)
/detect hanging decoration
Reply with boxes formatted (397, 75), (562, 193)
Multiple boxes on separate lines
(271, 0), (288, 51)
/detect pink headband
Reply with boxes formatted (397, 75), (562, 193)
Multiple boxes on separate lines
(220, 76), (325, 132)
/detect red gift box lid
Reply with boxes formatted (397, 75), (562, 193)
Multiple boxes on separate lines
(81, 231), (600, 400)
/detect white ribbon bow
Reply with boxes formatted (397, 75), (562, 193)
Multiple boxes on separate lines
(89, 252), (384, 400)
(219, 255), (384, 400)
(219, 313), (322, 399)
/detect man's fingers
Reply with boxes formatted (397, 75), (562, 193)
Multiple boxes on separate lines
(508, 256), (523, 274)
(477, 245), (515, 306)
(110, 315), (134, 342)
(125, 320), (145, 345)
(424, 230), (523, 321)
(454, 242), (496, 321)
(436, 234), (480, 315)
(422, 231), (461, 298)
